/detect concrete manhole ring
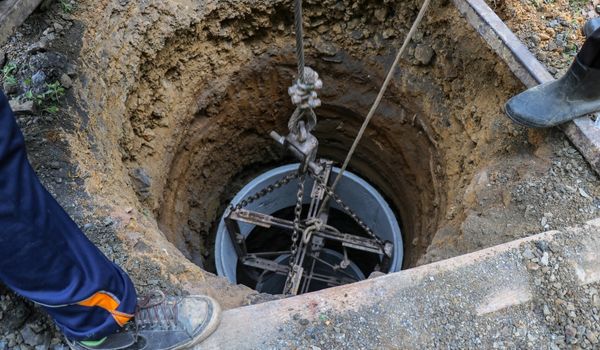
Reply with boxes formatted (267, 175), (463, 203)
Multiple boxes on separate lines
(215, 163), (403, 293)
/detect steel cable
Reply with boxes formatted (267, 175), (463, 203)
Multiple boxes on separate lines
(317, 0), (433, 217)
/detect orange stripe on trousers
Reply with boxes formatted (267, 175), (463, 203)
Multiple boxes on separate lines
(78, 292), (133, 326)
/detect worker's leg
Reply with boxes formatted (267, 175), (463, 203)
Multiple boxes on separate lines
(0, 90), (137, 341)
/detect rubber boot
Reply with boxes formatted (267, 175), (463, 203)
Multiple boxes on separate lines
(504, 26), (600, 128)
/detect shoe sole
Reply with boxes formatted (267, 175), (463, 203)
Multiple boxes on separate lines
(504, 105), (550, 129)
(67, 296), (223, 350)
(169, 295), (222, 350)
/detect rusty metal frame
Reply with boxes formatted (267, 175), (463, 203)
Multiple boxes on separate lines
(452, 0), (600, 175)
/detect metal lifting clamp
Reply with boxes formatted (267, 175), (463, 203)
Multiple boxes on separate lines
(270, 67), (324, 175)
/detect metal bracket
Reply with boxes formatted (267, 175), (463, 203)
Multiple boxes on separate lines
(270, 121), (323, 175)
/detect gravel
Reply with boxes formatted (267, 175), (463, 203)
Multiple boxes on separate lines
(257, 227), (599, 349)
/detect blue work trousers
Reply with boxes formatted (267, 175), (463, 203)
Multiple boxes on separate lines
(0, 91), (137, 341)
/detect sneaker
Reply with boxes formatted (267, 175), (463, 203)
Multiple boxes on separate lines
(67, 291), (221, 350)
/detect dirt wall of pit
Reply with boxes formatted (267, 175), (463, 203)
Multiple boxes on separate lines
(56, 0), (600, 306)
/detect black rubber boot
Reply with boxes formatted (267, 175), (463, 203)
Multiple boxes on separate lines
(504, 26), (600, 128)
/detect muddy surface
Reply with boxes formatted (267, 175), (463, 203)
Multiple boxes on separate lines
(1, 0), (600, 347)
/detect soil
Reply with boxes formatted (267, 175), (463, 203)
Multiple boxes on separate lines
(0, 0), (599, 347)
(488, 0), (597, 77)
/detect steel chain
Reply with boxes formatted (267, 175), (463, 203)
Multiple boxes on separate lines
(314, 177), (384, 246)
(229, 172), (300, 212)
(283, 173), (306, 294)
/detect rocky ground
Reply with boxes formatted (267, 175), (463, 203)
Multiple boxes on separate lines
(1, 0), (600, 348)
(489, 0), (599, 77)
(255, 225), (600, 350)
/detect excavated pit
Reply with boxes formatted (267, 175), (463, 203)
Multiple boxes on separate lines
(72, 0), (555, 301)
(158, 53), (445, 277)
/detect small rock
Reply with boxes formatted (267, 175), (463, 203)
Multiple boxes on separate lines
(3, 81), (18, 95)
(374, 8), (387, 22)
(540, 252), (549, 266)
(587, 330), (599, 344)
(45, 33), (56, 42)
(103, 217), (114, 227)
(53, 23), (64, 32)
(28, 38), (49, 54)
(130, 168), (152, 200)
(313, 40), (337, 56)
(579, 187), (592, 199)
(49, 161), (61, 169)
(350, 30), (363, 40)
(65, 63), (77, 77)
(382, 29), (395, 39)
(522, 248), (535, 260)
(565, 325), (577, 338)
(536, 240), (550, 252)
(60, 73), (72, 89)
(299, 318), (310, 326)
(539, 33), (550, 41)
(414, 44), (435, 65)
(20, 324), (50, 347)
(32, 71), (47, 87)
(0, 51), (5, 68)
(9, 100), (35, 115)
(543, 304), (550, 315)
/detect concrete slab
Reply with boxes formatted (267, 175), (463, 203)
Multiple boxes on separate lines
(199, 220), (600, 349)
(0, 0), (44, 46)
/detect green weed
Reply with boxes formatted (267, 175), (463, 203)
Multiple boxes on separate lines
(60, 0), (74, 13)
(44, 105), (60, 114)
(23, 81), (66, 113)
(2, 62), (18, 86)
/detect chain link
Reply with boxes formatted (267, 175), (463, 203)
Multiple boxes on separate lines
(283, 173), (306, 294)
(229, 172), (300, 212)
(315, 177), (384, 246)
